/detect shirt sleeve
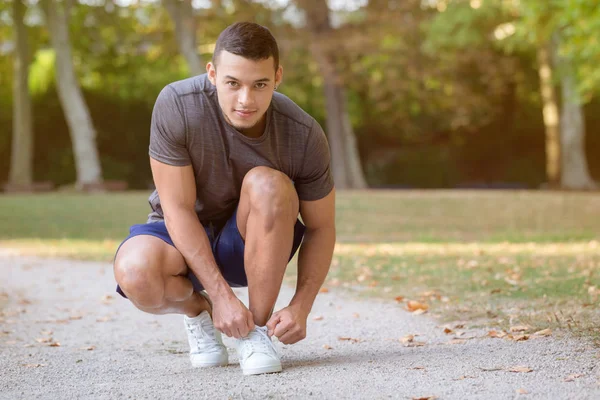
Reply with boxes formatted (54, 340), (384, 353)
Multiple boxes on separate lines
(295, 119), (335, 201)
(148, 85), (191, 166)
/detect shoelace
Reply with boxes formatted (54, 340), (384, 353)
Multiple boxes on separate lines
(240, 328), (277, 358)
(186, 320), (220, 352)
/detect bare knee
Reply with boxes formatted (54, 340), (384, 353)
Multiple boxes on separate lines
(242, 166), (299, 223)
(114, 251), (165, 309)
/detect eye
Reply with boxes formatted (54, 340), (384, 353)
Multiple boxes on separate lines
(255, 83), (267, 89)
(226, 81), (239, 88)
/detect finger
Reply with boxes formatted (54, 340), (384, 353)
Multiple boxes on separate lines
(266, 314), (280, 336)
(232, 327), (243, 339)
(278, 329), (300, 345)
(247, 312), (255, 333)
(273, 320), (292, 339)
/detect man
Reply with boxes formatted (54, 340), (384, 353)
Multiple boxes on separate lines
(113, 22), (336, 376)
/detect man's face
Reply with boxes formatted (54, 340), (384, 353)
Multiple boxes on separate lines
(207, 51), (282, 137)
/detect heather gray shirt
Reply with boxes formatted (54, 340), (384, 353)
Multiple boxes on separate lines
(146, 73), (334, 227)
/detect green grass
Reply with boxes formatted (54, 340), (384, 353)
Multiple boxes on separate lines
(1, 189), (600, 338)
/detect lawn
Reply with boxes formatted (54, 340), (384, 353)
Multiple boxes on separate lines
(1, 189), (599, 339)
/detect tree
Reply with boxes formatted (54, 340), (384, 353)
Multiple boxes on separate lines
(162, 0), (204, 76)
(42, 0), (103, 190)
(9, 0), (33, 190)
(295, 0), (367, 189)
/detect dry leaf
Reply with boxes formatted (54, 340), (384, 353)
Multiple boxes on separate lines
(488, 330), (507, 338)
(509, 334), (530, 342)
(319, 287), (329, 293)
(69, 315), (83, 320)
(338, 337), (361, 343)
(412, 396), (437, 400)
(313, 316), (324, 321)
(36, 337), (52, 343)
(18, 299), (32, 305)
(411, 366), (426, 370)
(48, 342), (61, 347)
(406, 301), (429, 312)
(323, 344), (332, 350)
(22, 363), (46, 368)
(564, 373), (584, 382)
(412, 309), (428, 315)
(533, 328), (552, 337)
(80, 346), (95, 351)
(101, 295), (113, 304)
(400, 334), (415, 344)
(394, 296), (405, 303)
(96, 316), (111, 322)
(516, 388), (529, 394)
(443, 328), (454, 334)
(405, 341), (426, 347)
(449, 339), (466, 345)
(510, 325), (530, 333)
(508, 366), (533, 373)
(454, 375), (476, 380)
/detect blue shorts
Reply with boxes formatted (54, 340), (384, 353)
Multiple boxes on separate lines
(115, 208), (306, 298)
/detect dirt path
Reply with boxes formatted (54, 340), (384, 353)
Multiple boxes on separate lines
(1, 254), (599, 399)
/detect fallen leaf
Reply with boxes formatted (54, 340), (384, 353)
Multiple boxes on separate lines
(533, 328), (552, 337)
(405, 341), (426, 347)
(488, 330), (507, 338)
(411, 366), (426, 370)
(338, 337), (361, 343)
(18, 299), (32, 305)
(323, 344), (332, 350)
(509, 334), (530, 342)
(406, 301), (429, 312)
(69, 315), (83, 320)
(394, 296), (405, 303)
(36, 337), (53, 343)
(319, 287), (329, 293)
(96, 316), (111, 322)
(449, 339), (466, 345)
(368, 281), (379, 287)
(508, 366), (533, 373)
(313, 316), (324, 321)
(101, 295), (113, 304)
(479, 367), (503, 372)
(516, 388), (529, 394)
(412, 309), (428, 315)
(443, 328), (454, 334)
(510, 325), (530, 333)
(411, 396), (437, 400)
(400, 334), (415, 344)
(564, 373), (584, 382)
(22, 363), (46, 368)
(80, 346), (95, 351)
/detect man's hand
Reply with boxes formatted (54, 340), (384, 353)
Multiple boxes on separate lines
(266, 304), (309, 344)
(211, 294), (255, 338)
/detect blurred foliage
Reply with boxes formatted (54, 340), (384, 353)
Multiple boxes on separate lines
(0, 0), (599, 189)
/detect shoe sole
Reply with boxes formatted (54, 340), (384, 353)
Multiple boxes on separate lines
(242, 364), (282, 376)
(191, 358), (228, 368)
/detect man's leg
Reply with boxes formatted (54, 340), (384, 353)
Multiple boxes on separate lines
(236, 166), (300, 326)
(113, 235), (210, 318)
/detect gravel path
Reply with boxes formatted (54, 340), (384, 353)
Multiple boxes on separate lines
(1, 253), (599, 399)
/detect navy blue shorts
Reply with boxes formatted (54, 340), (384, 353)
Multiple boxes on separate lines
(114, 208), (306, 298)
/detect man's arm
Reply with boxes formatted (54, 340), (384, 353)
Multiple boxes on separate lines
(266, 187), (336, 343)
(150, 157), (254, 338)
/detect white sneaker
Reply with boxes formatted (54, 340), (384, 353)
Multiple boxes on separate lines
(184, 311), (228, 367)
(236, 326), (282, 375)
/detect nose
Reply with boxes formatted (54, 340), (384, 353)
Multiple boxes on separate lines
(237, 87), (254, 108)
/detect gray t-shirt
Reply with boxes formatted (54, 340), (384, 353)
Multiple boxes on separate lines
(146, 73), (334, 227)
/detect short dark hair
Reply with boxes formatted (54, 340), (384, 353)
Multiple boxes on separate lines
(212, 22), (279, 70)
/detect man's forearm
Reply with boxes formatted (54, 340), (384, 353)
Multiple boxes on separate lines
(164, 209), (233, 299)
(289, 225), (336, 312)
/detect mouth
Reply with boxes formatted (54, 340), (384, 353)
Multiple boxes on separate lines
(234, 110), (257, 119)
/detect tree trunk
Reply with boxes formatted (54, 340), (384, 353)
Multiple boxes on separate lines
(9, 0), (34, 189)
(296, 0), (367, 189)
(559, 63), (597, 189)
(536, 42), (560, 187)
(163, 0), (204, 76)
(43, 0), (103, 190)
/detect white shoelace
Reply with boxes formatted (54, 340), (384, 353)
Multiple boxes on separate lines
(239, 327), (277, 359)
(186, 319), (221, 353)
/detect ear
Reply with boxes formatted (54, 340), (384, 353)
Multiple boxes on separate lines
(275, 65), (283, 90)
(207, 62), (217, 85)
